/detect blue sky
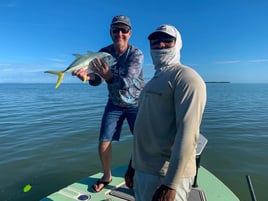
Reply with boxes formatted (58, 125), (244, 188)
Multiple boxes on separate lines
(1, 0), (268, 83)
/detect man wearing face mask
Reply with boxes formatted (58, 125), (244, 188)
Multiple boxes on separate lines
(132, 24), (207, 201)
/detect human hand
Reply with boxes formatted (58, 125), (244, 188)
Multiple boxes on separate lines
(72, 68), (95, 82)
(152, 185), (176, 201)
(91, 57), (113, 82)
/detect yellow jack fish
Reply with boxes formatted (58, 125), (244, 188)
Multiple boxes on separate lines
(45, 52), (116, 88)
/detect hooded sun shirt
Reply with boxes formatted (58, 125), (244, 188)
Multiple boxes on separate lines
(150, 26), (182, 70)
(133, 24), (207, 190)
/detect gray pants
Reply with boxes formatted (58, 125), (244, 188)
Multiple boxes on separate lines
(134, 170), (194, 201)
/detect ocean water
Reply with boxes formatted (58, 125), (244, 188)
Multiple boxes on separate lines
(0, 83), (267, 201)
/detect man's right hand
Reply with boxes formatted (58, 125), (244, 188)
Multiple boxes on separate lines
(72, 69), (95, 82)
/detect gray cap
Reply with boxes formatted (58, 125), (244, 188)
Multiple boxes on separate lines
(111, 15), (131, 28)
(148, 24), (177, 40)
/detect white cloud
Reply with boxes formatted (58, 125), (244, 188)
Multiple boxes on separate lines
(47, 58), (66, 63)
(0, 1), (17, 8)
(0, 63), (11, 66)
(214, 60), (241, 64)
(248, 59), (268, 63)
(0, 64), (13, 72)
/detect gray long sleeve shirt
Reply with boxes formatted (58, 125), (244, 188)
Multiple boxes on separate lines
(132, 63), (207, 189)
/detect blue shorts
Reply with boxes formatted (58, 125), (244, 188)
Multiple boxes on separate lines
(99, 100), (138, 142)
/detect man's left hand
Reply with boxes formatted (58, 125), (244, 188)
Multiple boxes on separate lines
(91, 57), (113, 82)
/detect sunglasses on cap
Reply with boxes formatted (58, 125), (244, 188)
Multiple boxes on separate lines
(150, 37), (176, 46)
(111, 27), (131, 34)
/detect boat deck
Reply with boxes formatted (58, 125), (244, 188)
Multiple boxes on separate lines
(109, 182), (207, 201)
(41, 134), (240, 201)
(41, 165), (239, 201)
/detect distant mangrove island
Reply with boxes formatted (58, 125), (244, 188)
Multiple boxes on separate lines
(205, 81), (230, 83)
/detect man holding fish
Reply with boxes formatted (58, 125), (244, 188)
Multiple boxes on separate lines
(72, 15), (144, 192)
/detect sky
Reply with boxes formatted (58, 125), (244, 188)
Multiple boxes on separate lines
(0, 0), (268, 83)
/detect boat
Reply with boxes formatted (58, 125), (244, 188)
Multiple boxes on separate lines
(40, 134), (240, 201)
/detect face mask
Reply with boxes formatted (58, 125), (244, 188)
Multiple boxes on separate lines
(150, 26), (182, 70)
(150, 46), (180, 70)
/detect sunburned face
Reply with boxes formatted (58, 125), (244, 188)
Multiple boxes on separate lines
(110, 23), (132, 51)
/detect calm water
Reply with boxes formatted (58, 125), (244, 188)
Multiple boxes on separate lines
(0, 83), (267, 201)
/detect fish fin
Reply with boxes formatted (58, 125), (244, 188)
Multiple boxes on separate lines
(83, 77), (87, 83)
(44, 70), (65, 88)
(72, 54), (82, 58)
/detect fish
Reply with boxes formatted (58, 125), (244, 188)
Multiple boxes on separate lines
(45, 52), (116, 88)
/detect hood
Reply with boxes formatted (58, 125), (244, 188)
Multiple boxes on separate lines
(149, 25), (182, 70)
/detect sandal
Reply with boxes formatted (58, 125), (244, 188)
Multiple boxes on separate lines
(91, 179), (112, 192)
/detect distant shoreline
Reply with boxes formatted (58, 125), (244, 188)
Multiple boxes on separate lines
(205, 81), (230, 83)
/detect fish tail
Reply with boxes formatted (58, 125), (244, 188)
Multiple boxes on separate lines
(83, 77), (87, 83)
(44, 70), (65, 88)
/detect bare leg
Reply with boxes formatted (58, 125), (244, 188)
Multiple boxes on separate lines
(99, 141), (112, 180)
(93, 141), (112, 192)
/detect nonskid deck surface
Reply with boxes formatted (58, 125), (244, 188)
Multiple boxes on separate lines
(109, 183), (134, 200)
(109, 183), (207, 201)
(41, 165), (239, 201)
(41, 135), (239, 201)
